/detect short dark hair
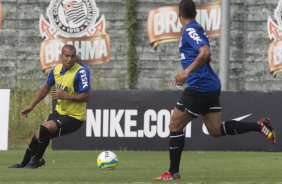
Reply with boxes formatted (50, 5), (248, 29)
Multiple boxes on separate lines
(179, 0), (197, 19)
(62, 44), (76, 54)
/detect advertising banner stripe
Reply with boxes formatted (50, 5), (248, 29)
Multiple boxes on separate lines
(53, 90), (282, 151)
(147, 1), (221, 48)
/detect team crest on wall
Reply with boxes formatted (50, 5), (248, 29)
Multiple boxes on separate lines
(39, 0), (111, 72)
(147, 1), (221, 48)
(267, 0), (282, 76)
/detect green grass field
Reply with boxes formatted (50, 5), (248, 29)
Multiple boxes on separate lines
(0, 151), (282, 183)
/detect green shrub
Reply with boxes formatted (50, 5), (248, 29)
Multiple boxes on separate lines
(126, 0), (138, 89)
(9, 88), (52, 149)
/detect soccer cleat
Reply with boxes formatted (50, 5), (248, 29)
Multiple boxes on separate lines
(8, 163), (24, 168)
(24, 157), (46, 169)
(152, 171), (181, 181)
(258, 118), (277, 144)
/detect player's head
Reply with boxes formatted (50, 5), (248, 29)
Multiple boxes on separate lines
(178, 0), (197, 19)
(60, 44), (76, 70)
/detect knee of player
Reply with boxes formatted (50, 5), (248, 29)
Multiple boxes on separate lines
(35, 131), (40, 140)
(169, 123), (176, 132)
(169, 123), (183, 132)
(42, 121), (58, 134)
(208, 130), (222, 137)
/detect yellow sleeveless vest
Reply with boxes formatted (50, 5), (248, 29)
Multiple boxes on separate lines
(53, 63), (87, 121)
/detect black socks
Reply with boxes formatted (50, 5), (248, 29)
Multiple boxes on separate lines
(21, 135), (38, 166)
(168, 120), (261, 174)
(169, 131), (185, 174)
(221, 120), (260, 136)
(34, 125), (51, 161)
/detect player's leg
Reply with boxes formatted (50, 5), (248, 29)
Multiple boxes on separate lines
(24, 120), (57, 168)
(168, 107), (193, 175)
(201, 112), (257, 137)
(21, 135), (39, 164)
(202, 112), (261, 137)
(154, 89), (200, 180)
(153, 107), (192, 180)
(25, 112), (83, 169)
(27, 111), (63, 168)
(35, 120), (57, 160)
(202, 112), (222, 137)
(203, 112), (277, 144)
(221, 118), (276, 144)
(153, 103), (195, 180)
(9, 112), (60, 168)
(8, 134), (39, 168)
(9, 122), (52, 168)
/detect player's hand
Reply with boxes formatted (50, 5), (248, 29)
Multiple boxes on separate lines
(174, 70), (189, 86)
(51, 90), (67, 99)
(20, 105), (33, 117)
(173, 79), (183, 87)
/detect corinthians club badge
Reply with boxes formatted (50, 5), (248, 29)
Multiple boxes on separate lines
(46, 0), (98, 38)
(39, 0), (111, 72)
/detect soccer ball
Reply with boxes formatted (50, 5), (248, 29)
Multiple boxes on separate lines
(97, 151), (118, 169)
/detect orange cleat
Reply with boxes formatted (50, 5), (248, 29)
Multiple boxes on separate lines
(258, 118), (277, 144)
(152, 171), (181, 181)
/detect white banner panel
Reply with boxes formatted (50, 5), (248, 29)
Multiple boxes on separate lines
(0, 89), (10, 150)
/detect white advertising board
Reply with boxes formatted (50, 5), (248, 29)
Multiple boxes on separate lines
(0, 89), (10, 150)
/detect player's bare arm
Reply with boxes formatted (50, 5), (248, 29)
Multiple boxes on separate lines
(51, 90), (89, 102)
(174, 45), (211, 85)
(20, 84), (51, 117)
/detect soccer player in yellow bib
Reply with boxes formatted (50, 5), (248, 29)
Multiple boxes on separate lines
(9, 45), (91, 168)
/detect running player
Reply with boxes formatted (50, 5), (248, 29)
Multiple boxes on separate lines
(153, 0), (276, 180)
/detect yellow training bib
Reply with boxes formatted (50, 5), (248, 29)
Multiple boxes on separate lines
(53, 63), (87, 121)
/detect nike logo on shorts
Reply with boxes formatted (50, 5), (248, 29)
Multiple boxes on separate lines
(176, 102), (183, 106)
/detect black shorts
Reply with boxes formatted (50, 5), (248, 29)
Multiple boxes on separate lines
(175, 88), (221, 118)
(46, 110), (84, 138)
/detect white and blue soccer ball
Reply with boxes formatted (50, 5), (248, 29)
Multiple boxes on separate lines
(97, 151), (118, 169)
